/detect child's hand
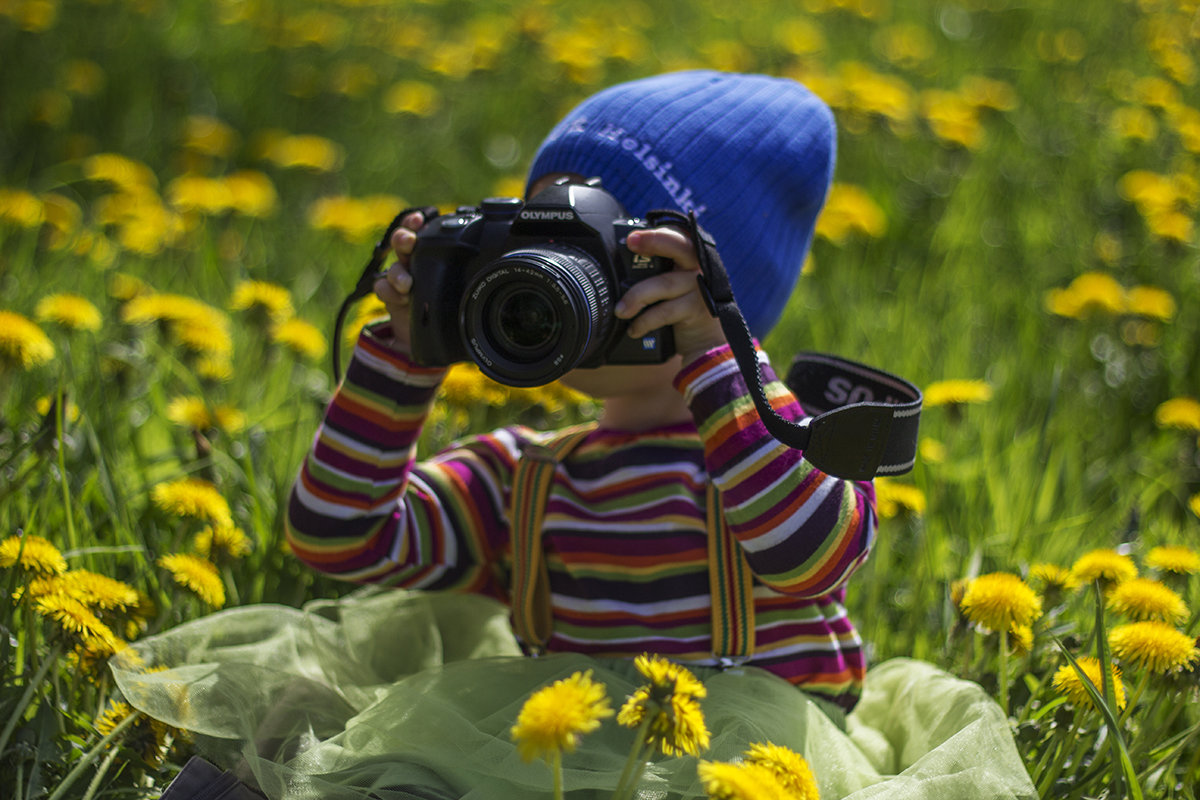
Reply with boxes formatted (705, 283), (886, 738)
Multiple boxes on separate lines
(372, 210), (426, 353)
(618, 227), (728, 365)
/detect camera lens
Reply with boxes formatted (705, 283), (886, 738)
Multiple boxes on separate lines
(492, 287), (560, 356)
(460, 245), (614, 386)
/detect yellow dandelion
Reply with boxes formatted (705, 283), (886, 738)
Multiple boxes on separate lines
(95, 700), (136, 737)
(1009, 624), (1034, 656)
(108, 272), (151, 302)
(0, 533), (67, 575)
(1028, 563), (1079, 593)
(1052, 657), (1126, 711)
(1044, 272), (1127, 318)
(260, 133), (345, 172)
(958, 572), (1043, 632)
(382, 80), (441, 117)
(271, 317), (327, 360)
(919, 437), (947, 464)
(923, 379), (993, 408)
(33, 594), (122, 656)
(814, 183), (887, 244)
(617, 654), (710, 757)
(744, 742), (820, 800)
(1155, 397), (1200, 433)
(151, 478), (233, 527)
(1109, 621), (1199, 674)
(0, 187), (45, 227)
(196, 354), (234, 383)
(171, 314), (233, 358)
(1191, 493), (1200, 522)
(181, 114), (238, 159)
(1145, 545), (1200, 575)
(510, 669), (614, 763)
(222, 171), (278, 218)
(194, 524), (252, 560)
(212, 405), (246, 434)
(1125, 286), (1176, 322)
(698, 761), (790, 800)
(83, 153), (158, 191)
(35, 293), (102, 332)
(873, 478), (926, 518)
(1072, 548), (1137, 588)
(1107, 577), (1188, 624)
(0, 310), (55, 369)
(158, 553), (226, 608)
(229, 279), (294, 320)
(166, 396), (213, 430)
(166, 174), (235, 215)
(29, 569), (140, 612)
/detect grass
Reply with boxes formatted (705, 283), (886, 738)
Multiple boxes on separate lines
(1, 0), (1199, 797)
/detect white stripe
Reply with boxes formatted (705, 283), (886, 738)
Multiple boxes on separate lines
(739, 476), (836, 554)
(551, 593), (712, 617)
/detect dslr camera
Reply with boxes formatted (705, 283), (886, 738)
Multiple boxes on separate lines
(407, 179), (675, 387)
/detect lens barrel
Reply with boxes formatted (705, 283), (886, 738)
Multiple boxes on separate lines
(460, 245), (614, 386)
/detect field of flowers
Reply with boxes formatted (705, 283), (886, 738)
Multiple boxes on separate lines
(1, 0), (1199, 797)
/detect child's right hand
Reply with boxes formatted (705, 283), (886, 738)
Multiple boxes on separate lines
(373, 210), (426, 353)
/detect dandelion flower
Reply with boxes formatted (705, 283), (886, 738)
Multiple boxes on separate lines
(95, 700), (136, 737)
(617, 653), (710, 757)
(158, 553), (226, 608)
(1106, 577), (1188, 624)
(271, 317), (327, 360)
(698, 761), (790, 800)
(1044, 272), (1126, 318)
(1145, 545), (1200, 575)
(510, 670), (614, 763)
(923, 379), (993, 408)
(1071, 548), (1137, 588)
(229, 280), (293, 320)
(1029, 563), (1079, 593)
(1109, 621), (1199, 674)
(166, 396), (213, 430)
(0, 310), (55, 369)
(1052, 657), (1126, 711)
(0, 533), (67, 575)
(94, 700), (173, 767)
(28, 569), (140, 612)
(194, 524), (252, 560)
(744, 742), (820, 800)
(33, 594), (122, 656)
(1125, 286), (1176, 321)
(35, 293), (102, 331)
(1155, 397), (1200, 432)
(873, 478), (926, 518)
(151, 478), (232, 527)
(958, 572), (1043, 632)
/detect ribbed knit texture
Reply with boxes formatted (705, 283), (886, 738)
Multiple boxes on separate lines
(287, 328), (877, 710)
(526, 70), (836, 339)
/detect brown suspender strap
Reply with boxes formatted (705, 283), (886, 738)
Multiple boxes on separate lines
(510, 424), (597, 655)
(509, 424), (757, 664)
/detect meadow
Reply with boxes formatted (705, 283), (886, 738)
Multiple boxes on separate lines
(1, 0), (1199, 797)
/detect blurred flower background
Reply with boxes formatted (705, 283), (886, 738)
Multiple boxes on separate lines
(2, 0), (1199, 797)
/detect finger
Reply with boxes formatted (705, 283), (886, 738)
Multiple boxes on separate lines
(391, 225), (419, 258)
(384, 261), (413, 294)
(615, 270), (699, 319)
(374, 274), (411, 308)
(626, 227), (700, 271)
(625, 293), (707, 339)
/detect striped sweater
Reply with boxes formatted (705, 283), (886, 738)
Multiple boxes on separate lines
(287, 326), (878, 709)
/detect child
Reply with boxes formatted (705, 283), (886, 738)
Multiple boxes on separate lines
(116, 72), (1035, 800)
(285, 69), (877, 712)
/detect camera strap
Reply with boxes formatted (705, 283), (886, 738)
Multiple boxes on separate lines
(331, 205), (442, 379)
(646, 209), (923, 481)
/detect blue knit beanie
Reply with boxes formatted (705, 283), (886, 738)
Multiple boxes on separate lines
(526, 70), (836, 339)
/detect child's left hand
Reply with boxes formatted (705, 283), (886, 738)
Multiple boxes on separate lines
(618, 227), (728, 365)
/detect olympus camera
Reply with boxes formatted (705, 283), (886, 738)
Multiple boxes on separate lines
(407, 179), (675, 387)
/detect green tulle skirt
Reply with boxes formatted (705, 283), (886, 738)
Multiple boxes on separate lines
(111, 588), (1035, 800)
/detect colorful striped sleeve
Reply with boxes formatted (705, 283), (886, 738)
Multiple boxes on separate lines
(285, 325), (518, 596)
(674, 344), (877, 599)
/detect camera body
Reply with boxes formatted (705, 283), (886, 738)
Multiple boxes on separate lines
(408, 181), (675, 387)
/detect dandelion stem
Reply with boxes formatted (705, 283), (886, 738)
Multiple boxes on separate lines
(613, 712), (654, 800)
(81, 737), (124, 800)
(53, 388), (79, 555)
(998, 628), (1010, 716)
(551, 749), (564, 800)
(46, 709), (141, 800)
(1118, 669), (1150, 727)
